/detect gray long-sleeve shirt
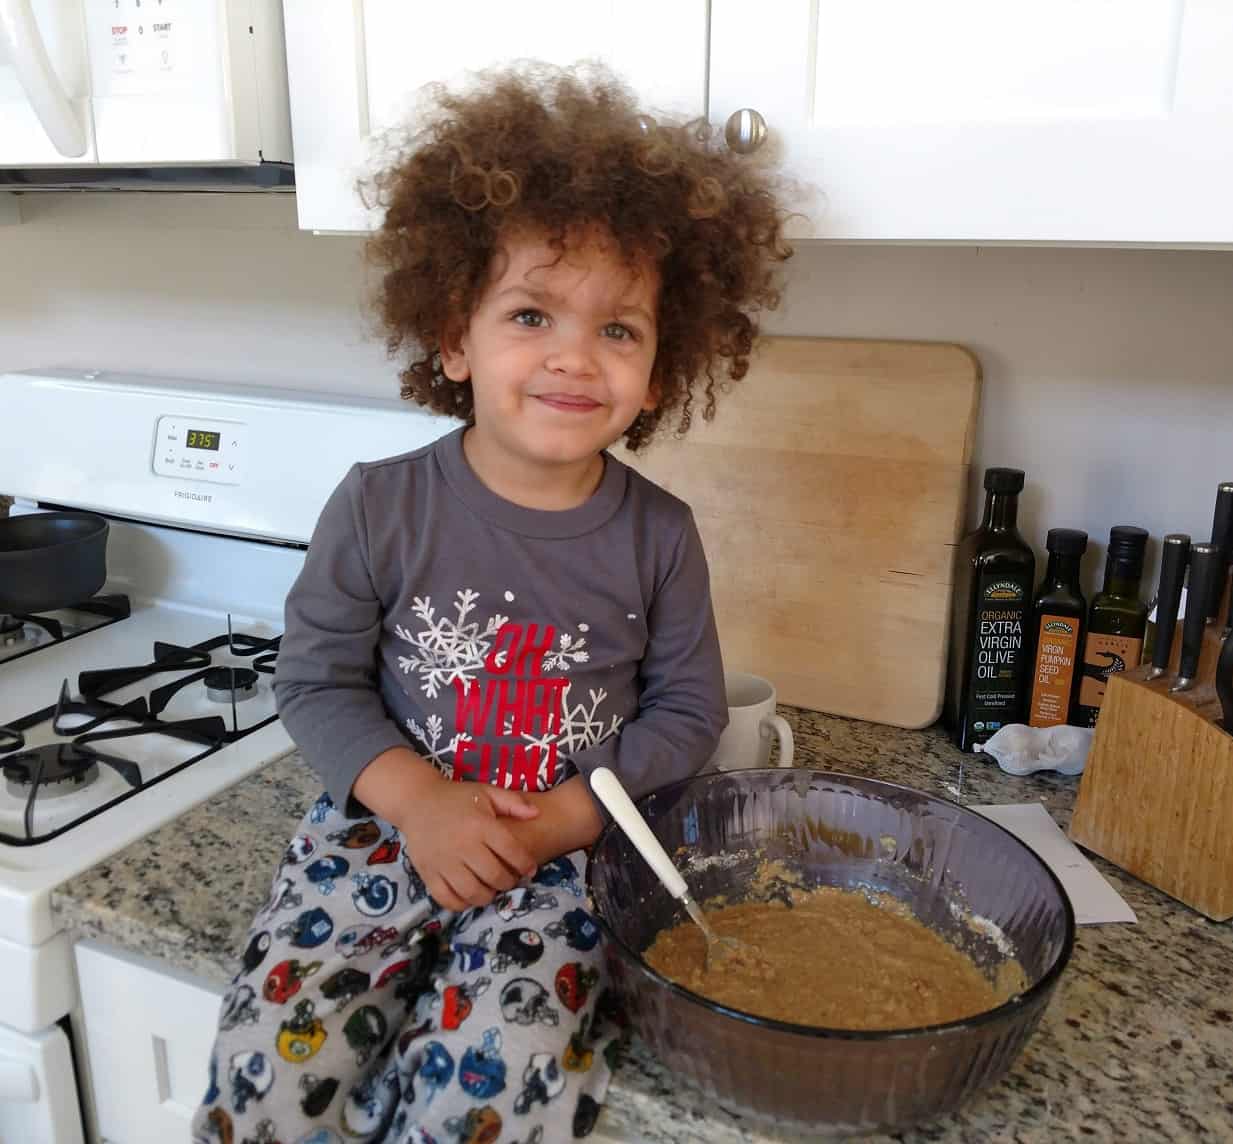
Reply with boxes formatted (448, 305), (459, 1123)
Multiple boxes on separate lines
(273, 426), (727, 815)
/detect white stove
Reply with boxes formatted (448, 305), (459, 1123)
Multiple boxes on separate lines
(0, 369), (449, 1144)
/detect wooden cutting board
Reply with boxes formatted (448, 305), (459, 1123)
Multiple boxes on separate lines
(616, 336), (981, 728)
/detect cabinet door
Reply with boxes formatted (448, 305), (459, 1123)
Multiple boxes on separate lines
(76, 942), (223, 1144)
(285, 0), (708, 233)
(711, 0), (1233, 244)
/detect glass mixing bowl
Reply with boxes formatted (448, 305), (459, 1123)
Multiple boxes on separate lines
(586, 768), (1074, 1136)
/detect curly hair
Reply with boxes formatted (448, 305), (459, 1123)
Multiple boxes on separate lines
(364, 62), (792, 450)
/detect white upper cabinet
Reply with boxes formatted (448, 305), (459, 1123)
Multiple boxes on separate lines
(284, 1), (708, 234)
(710, 0), (1233, 244)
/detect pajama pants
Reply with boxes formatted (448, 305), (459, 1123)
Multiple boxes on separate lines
(191, 790), (621, 1144)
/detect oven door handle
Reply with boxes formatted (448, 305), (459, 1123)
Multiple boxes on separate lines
(0, 1057), (38, 1101)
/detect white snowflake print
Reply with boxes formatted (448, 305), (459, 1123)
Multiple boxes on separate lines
(542, 631), (591, 673)
(396, 590), (508, 699)
(523, 683), (623, 756)
(406, 714), (466, 778)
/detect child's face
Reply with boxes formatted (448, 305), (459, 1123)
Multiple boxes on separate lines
(440, 229), (659, 474)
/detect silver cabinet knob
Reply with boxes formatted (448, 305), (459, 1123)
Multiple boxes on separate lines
(724, 108), (768, 154)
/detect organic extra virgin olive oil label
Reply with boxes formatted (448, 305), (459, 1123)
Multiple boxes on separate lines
(965, 576), (1029, 743)
(1028, 615), (1080, 727)
(1077, 632), (1144, 721)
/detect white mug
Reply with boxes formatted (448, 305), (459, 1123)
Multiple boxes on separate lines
(706, 672), (795, 771)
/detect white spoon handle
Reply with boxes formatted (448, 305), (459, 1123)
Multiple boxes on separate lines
(590, 767), (689, 901)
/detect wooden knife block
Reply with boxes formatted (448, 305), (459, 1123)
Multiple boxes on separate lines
(1070, 628), (1233, 921)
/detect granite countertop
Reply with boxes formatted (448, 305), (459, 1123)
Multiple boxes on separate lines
(52, 711), (1233, 1143)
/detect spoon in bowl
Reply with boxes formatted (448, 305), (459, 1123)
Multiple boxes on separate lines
(589, 767), (767, 974)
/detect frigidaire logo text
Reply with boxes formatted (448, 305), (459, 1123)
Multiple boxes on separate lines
(174, 490), (213, 503)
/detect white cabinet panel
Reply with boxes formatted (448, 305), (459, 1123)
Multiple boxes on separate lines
(0, 1021), (84, 1144)
(365, 1), (704, 136)
(76, 941), (223, 1144)
(285, 0), (708, 233)
(810, 2), (1177, 126)
(711, 0), (1233, 244)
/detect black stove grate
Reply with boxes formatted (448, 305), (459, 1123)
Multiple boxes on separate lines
(0, 618), (281, 846)
(0, 594), (131, 666)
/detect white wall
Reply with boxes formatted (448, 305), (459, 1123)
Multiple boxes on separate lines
(3, 192), (1231, 595)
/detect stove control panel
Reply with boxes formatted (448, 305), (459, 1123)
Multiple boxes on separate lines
(152, 415), (245, 485)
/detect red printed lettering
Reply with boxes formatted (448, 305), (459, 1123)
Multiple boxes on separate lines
(524, 678), (566, 737)
(514, 624), (555, 676)
(541, 741), (558, 787)
(454, 679), (496, 736)
(484, 625), (522, 674)
(507, 744), (539, 791)
(494, 678), (523, 736)
(440, 620), (572, 790)
(453, 738), (480, 782)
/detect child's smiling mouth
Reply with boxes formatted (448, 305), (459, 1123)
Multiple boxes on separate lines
(535, 393), (604, 413)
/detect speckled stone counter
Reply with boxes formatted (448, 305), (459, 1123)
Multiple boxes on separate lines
(52, 711), (1233, 1143)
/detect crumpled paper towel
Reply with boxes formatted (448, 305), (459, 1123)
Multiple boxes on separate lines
(973, 723), (1094, 776)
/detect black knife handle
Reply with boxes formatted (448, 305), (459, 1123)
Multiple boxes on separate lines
(1177, 542), (1220, 687)
(1152, 533), (1190, 673)
(1210, 482), (1233, 619)
(1216, 631), (1233, 729)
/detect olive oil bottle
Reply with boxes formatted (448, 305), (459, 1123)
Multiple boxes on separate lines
(1027, 528), (1088, 728)
(946, 468), (1036, 752)
(1073, 525), (1149, 727)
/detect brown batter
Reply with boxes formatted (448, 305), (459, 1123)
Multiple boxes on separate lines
(644, 885), (1025, 1030)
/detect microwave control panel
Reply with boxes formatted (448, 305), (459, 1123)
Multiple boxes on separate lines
(152, 415), (245, 485)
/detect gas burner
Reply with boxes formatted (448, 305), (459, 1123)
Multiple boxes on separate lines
(0, 594), (132, 668)
(1, 616), (28, 648)
(204, 666), (259, 703)
(4, 744), (101, 800)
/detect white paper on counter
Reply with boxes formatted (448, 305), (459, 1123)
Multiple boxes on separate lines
(971, 803), (1137, 925)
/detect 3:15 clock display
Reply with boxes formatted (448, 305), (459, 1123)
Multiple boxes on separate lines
(185, 429), (221, 451)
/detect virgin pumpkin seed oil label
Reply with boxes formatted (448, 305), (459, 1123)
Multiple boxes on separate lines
(964, 576), (1030, 744)
(1028, 615), (1081, 727)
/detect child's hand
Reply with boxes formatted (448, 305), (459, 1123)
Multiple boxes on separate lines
(397, 781), (540, 911)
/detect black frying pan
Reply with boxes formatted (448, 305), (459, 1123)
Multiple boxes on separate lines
(0, 512), (109, 615)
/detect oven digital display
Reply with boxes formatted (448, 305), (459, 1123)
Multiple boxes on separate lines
(185, 429), (221, 451)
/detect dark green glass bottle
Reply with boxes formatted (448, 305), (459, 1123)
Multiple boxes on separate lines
(946, 468), (1037, 752)
(1026, 528), (1088, 728)
(1072, 525), (1149, 727)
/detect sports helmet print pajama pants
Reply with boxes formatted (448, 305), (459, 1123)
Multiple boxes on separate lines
(191, 789), (622, 1144)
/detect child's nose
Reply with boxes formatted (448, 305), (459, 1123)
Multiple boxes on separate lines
(545, 329), (599, 377)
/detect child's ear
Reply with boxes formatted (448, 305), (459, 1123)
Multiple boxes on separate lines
(438, 324), (470, 383)
(641, 378), (661, 412)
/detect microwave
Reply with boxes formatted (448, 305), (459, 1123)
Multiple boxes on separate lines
(0, 0), (292, 190)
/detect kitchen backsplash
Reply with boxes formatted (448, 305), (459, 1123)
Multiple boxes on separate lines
(3, 193), (1232, 596)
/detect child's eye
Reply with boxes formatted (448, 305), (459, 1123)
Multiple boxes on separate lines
(512, 309), (546, 328)
(602, 322), (636, 341)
